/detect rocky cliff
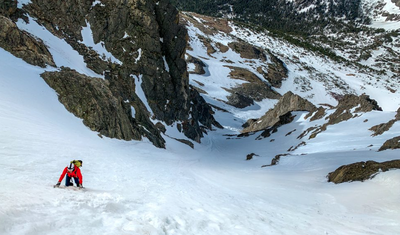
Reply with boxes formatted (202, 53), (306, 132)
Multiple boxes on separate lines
(1, 0), (220, 148)
(0, 15), (55, 67)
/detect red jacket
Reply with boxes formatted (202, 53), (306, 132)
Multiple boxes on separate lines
(58, 166), (83, 185)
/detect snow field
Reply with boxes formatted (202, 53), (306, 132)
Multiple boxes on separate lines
(1, 10), (400, 235)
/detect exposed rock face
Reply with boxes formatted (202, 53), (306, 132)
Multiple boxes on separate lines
(327, 160), (400, 184)
(327, 94), (382, 125)
(24, 0), (109, 74)
(25, 0), (91, 40)
(228, 41), (267, 60)
(370, 120), (396, 136)
(309, 106), (326, 121)
(41, 67), (165, 148)
(226, 66), (281, 108)
(242, 91), (317, 133)
(183, 87), (223, 142)
(0, 0), (17, 18)
(256, 112), (296, 139)
(3, 0), (220, 146)
(179, 12), (232, 35)
(305, 94), (383, 139)
(0, 15), (55, 67)
(154, 0), (191, 121)
(228, 42), (288, 88)
(257, 54), (288, 88)
(378, 136), (400, 151)
(226, 91), (254, 109)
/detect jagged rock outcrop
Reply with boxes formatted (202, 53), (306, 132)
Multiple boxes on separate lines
(0, 15), (55, 67)
(370, 120), (396, 136)
(327, 160), (400, 184)
(327, 94), (382, 125)
(242, 91), (317, 133)
(41, 67), (165, 148)
(308, 106), (326, 121)
(306, 94), (383, 139)
(378, 136), (400, 151)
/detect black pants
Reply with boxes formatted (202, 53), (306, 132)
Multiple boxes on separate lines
(65, 175), (79, 186)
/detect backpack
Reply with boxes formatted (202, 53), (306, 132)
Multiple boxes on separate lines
(69, 160), (83, 169)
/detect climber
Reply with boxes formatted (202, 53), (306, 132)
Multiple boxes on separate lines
(54, 160), (83, 188)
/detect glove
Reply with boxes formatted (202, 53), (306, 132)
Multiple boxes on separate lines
(54, 182), (61, 188)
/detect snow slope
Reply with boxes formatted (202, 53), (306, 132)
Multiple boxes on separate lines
(1, 10), (400, 235)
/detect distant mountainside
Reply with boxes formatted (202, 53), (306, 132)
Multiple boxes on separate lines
(171, 0), (368, 34)
(173, 0), (400, 95)
(171, 0), (400, 32)
(179, 11), (399, 146)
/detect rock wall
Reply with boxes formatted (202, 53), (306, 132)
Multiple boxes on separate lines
(1, 0), (220, 147)
(41, 68), (165, 148)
